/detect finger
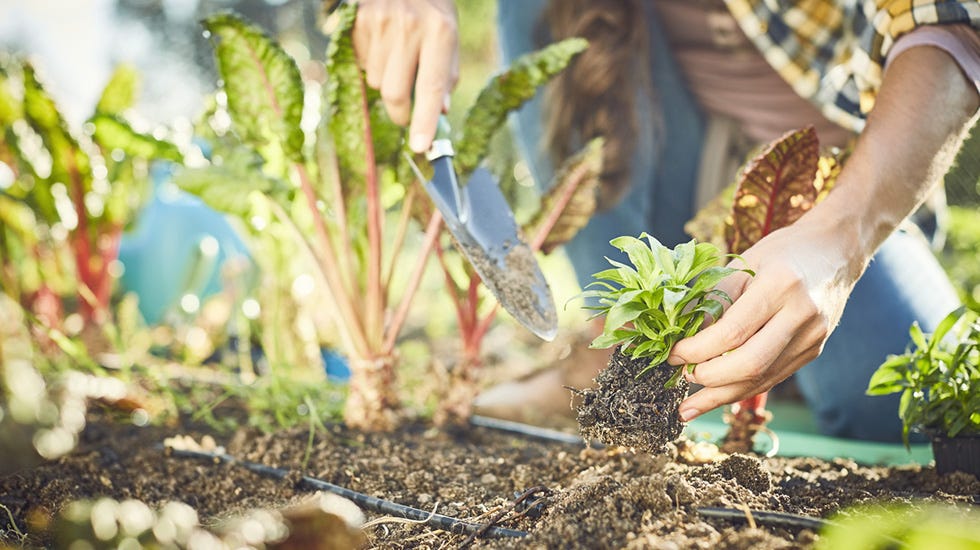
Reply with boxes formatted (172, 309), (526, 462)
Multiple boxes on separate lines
(352, 9), (372, 68)
(678, 382), (756, 422)
(362, 10), (391, 89)
(669, 269), (775, 365)
(684, 306), (797, 388)
(408, 14), (457, 152)
(380, 31), (420, 125)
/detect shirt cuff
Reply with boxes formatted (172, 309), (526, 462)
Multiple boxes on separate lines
(886, 24), (980, 95)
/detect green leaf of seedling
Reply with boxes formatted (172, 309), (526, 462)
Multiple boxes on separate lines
(866, 365), (908, 395)
(90, 114), (183, 163)
(603, 289), (646, 334)
(203, 12), (305, 163)
(928, 305), (967, 352)
(95, 64), (140, 116)
(611, 235), (657, 282)
(909, 322), (928, 351)
(456, 37), (588, 181)
(662, 365), (685, 388)
(672, 239), (697, 283)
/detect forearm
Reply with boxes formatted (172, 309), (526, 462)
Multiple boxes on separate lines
(804, 45), (979, 279)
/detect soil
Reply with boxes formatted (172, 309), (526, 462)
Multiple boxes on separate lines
(3, 411), (979, 549)
(576, 348), (688, 454)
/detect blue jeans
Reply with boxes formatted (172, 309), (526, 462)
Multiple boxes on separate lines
(497, 2), (960, 443)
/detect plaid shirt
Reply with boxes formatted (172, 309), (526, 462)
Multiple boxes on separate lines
(724, 0), (980, 131)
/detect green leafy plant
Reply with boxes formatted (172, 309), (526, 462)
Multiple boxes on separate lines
(0, 60), (181, 332)
(582, 234), (751, 387)
(181, 8), (585, 431)
(866, 305), (980, 445)
(818, 502), (980, 550)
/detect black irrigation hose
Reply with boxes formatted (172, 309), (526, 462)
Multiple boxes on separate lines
(469, 415), (595, 447)
(696, 507), (831, 531)
(166, 447), (528, 540)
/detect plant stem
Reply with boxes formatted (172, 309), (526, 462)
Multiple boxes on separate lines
(382, 212), (441, 355)
(359, 81), (384, 349)
(383, 184), (417, 293)
(325, 144), (357, 299)
(436, 244), (473, 337)
(293, 162), (371, 358)
(529, 162), (590, 252)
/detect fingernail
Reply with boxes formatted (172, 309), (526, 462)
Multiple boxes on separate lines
(442, 93), (451, 113)
(666, 354), (684, 366)
(679, 408), (700, 422)
(409, 133), (428, 153)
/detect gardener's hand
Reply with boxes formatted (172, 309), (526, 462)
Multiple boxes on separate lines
(667, 219), (861, 422)
(352, 0), (459, 153)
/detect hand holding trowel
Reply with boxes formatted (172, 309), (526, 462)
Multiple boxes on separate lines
(408, 116), (558, 341)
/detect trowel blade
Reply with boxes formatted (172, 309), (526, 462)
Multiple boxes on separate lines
(424, 164), (558, 341)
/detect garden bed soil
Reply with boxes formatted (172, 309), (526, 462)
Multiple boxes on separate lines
(2, 413), (979, 549)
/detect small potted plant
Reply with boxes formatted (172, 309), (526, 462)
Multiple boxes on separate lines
(866, 305), (980, 476)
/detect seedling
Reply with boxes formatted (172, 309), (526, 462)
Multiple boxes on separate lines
(582, 234), (750, 386)
(866, 305), (980, 446)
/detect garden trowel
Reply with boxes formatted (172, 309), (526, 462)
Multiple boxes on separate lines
(419, 118), (558, 341)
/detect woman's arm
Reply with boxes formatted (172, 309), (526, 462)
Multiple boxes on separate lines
(670, 44), (979, 422)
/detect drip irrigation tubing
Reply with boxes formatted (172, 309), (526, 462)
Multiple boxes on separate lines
(165, 447), (528, 540)
(469, 415), (597, 447)
(696, 507), (831, 530)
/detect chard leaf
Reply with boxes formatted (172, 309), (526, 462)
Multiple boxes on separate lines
(323, 3), (374, 192)
(203, 12), (305, 162)
(22, 64), (92, 193)
(724, 126), (820, 254)
(523, 138), (601, 253)
(455, 37), (588, 180)
(90, 114), (183, 163)
(0, 69), (21, 126)
(96, 64), (140, 115)
(174, 149), (290, 217)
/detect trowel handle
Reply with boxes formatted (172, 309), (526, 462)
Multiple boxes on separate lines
(426, 115), (454, 161)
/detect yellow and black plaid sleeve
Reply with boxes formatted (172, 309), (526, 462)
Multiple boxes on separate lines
(725, 0), (980, 132)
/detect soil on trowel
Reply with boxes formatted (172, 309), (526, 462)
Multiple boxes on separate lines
(576, 347), (688, 453)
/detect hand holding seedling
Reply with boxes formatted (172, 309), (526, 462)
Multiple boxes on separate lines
(351, 0), (459, 152)
(669, 220), (851, 421)
(672, 46), (979, 423)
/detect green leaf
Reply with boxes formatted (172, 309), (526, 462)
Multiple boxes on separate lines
(455, 37), (588, 180)
(603, 289), (646, 335)
(523, 138), (602, 253)
(611, 235), (656, 282)
(928, 305), (967, 352)
(22, 64), (92, 194)
(95, 64), (140, 115)
(909, 322), (927, 351)
(725, 126), (820, 254)
(203, 12), (305, 162)
(0, 69), (22, 127)
(174, 148), (290, 217)
(90, 114), (183, 162)
(866, 364), (907, 395)
(322, 3), (373, 193)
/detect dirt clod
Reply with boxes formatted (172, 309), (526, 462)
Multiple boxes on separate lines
(719, 454), (773, 493)
(576, 348), (688, 454)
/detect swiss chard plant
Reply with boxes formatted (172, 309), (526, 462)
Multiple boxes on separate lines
(180, 8), (586, 431)
(0, 60), (181, 336)
(582, 235), (751, 388)
(866, 305), (980, 446)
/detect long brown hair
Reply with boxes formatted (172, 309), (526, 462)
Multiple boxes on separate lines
(542, 0), (652, 209)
